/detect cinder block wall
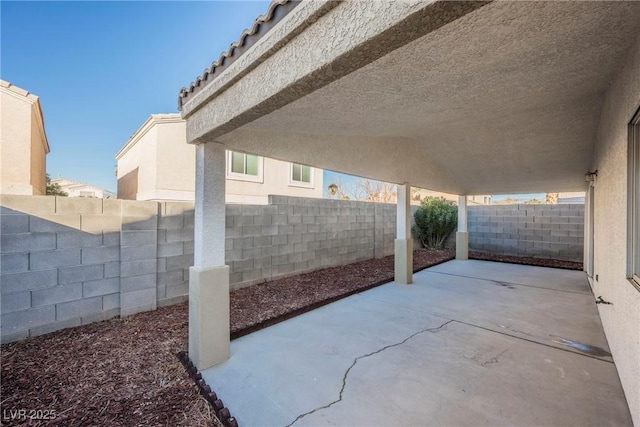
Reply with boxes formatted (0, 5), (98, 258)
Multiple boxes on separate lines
(156, 202), (193, 307)
(1, 196), (125, 343)
(468, 204), (584, 261)
(156, 197), (414, 293)
(0, 195), (399, 343)
(119, 200), (159, 316)
(225, 196), (397, 289)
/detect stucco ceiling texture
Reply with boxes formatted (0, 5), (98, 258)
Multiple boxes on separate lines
(216, 1), (640, 195)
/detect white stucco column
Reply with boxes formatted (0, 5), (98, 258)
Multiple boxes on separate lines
(395, 183), (413, 284)
(456, 195), (469, 260)
(189, 142), (229, 370)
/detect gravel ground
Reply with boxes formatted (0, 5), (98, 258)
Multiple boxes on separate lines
(1, 249), (581, 426)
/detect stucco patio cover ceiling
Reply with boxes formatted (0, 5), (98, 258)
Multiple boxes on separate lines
(180, 0), (640, 195)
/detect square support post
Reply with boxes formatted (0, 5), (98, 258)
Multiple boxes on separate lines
(395, 183), (413, 284)
(456, 195), (469, 260)
(189, 142), (230, 370)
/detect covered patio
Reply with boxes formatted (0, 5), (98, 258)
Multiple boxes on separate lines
(178, 0), (640, 422)
(201, 260), (631, 426)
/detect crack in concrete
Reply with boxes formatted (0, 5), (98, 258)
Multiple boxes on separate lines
(285, 320), (454, 427)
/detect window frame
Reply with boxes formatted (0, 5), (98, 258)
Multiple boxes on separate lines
(289, 162), (314, 188)
(227, 151), (263, 183)
(628, 106), (640, 291)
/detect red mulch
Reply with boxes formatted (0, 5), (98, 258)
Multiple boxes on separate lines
(469, 251), (583, 270)
(0, 306), (218, 427)
(1, 248), (581, 426)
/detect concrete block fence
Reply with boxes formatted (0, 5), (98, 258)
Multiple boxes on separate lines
(225, 195), (406, 285)
(0, 195), (400, 343)
(468, 204), (584, 261)
(1, 194), (583, 343)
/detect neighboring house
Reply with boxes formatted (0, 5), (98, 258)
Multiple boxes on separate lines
(558, 191), (586, 204)
(115, 114), (323, 203)
(465, 195), (491, 205)
(50, 176), (115, 199)
(0, 80), (49, 195)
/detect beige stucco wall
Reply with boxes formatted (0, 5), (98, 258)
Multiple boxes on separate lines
(0, 81), (49, 195)
(226, 156), (322, 204)
(155, 120), (195, 200)
(116, 137), (142, 200)
(591, 31), (640, 426)
(116, 116), (163, 200)
(116, 114), (323, 203)
(29, 106), (47, 195)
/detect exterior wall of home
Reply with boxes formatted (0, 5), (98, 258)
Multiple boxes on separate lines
(468, 204), (584, 262)
(0, 82), (48, 196)
(226, 157), (323, 204)
(590, 31), (640, 426)
(558, 191), (585, 204)
(116, 118), (160, 200)
(1, 91), (32, 194)
(137, 127), (159, 201)
(116, 168), (138, 200)
(29, 107), (47, 195)
(115, 134), (141, 200)
(154, 121), (195, 201)
(116, 115), (323, 203)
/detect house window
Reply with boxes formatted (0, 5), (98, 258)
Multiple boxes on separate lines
(629, 107), (640, 290)
(227, 151), (263, 183)
(290, 163), (313, 187)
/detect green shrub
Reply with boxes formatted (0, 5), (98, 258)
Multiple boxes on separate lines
(412, 196), (458, 249)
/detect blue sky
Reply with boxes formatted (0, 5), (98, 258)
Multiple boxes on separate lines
(2, 1), (272, 192)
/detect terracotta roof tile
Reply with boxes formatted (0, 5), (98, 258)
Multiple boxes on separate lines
(178, 0), (300, 110)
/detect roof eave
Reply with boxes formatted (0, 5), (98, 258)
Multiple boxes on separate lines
(115, 114), (184, 160)
(178, 0), (304, 112)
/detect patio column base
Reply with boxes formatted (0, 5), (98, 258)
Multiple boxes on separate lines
(189, 265), (230, 370)
(395, 238), (413, 284)
(456, 231), (469, 260)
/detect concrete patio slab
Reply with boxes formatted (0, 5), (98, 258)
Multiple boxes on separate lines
(429, 260), (591, 294)
(201, 260), (632, 426)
